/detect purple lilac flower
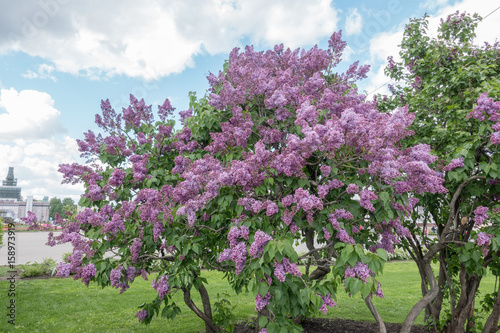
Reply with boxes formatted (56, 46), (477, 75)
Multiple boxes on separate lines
(255, 292), (271, 312)
(477, 232), (492, 247)
(219, 248), (232, 262)
(273, 260), (287, 282)
(318, 294), (337, 314)
(232, 242), (248, 275)
(152, 275), (170, 300)
(323, 227), (331, 240)
(344, 267), (355, 278)
(474, 206), (489, 227)
(249, 230), (273, 258)
(336, 229), (355, 244)
(443, 158), (464, 172)
(375, 282), (385, 298)
(492, 131), (500, 145)
(110, 266), (123, 288)
(477, 232), (493, 256)
(56, 262), (72, 277)
(265, 201), (279, 216)
(81, 263), (96, 286)
(346, 184), (359, 194)
(281, 194), (293, 207)
(354, 262), (371, 283)
(135, 309), (148, 322)
(334, 208), (354, 220)
(320, 165), (331, 177)
(131, 238), (142, 262)
(360, 189), (377, 212)
(282, 258), (302, 278)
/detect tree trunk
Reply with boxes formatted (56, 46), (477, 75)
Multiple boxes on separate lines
(198, 282), (216, 333)
(182, 287), (220, 333)
(401, 262), (439, 333)
(448, 271), (480, 333)
(365, 295), (386, 333)
(483, 283), (500, 333)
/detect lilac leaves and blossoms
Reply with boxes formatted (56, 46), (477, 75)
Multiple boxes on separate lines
(380, 11), (500, 332)
(53, 31), (446, 332)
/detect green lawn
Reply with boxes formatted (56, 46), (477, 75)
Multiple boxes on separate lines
(0, 261), (497, 332)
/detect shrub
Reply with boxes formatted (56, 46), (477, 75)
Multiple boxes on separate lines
(20, 258), (57, 278)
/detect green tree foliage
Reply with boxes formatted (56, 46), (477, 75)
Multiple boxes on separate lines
(379, 12), (500, 333)
(49, 197), (77, 219)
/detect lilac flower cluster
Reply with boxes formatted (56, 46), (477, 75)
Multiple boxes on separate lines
(129, 154), (150, 182)
(79, 263), (97, 286)
(474, 206), (489, 227)
(492, 123), (500, 145)
(108, 168), (126, 187)
(346, 184), (359, 194)
(123, 95), (154, 129)
(130, 238), (142, 262)
(273, 258), (302, 282)
(353, 262), (372, 282)
(375, 283), (385, 299)
(135, 309), (148, 323)
(323, 227), (331, 240)
(477, 232), (493, 256)
(110, 265), (136, 293)
(249, 230), (273, 258)
(318, 179), (344, 199)
(467, 93), (500, 121)
(318, 294), (337, 314)
(254, 292), (271, 312)
(359, 189), (377, 212)
(336, 229), (355, 244)
(152, 275), (170, 300)
(21, 211), (38, 229)
(344, 262), (374, 285)
(443, 158), (464, 172)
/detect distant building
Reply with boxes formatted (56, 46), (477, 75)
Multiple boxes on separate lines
(0, 167), (21, 200)
(0, 167), (49, 222)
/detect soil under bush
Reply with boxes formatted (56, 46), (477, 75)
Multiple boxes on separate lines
(234, 318), (430, 333)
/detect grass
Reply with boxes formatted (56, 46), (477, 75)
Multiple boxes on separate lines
(0, 261), (497, 332)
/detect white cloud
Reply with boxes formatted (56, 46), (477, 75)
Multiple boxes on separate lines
(0, 137), (84, 201)
(342, 45), (355, 61)
(345, 8), (363, 35)
(0, 0), (340, 80)
(0, 88), (65, 141)
(420, 0), (450, 11)
(22, 63), (57, 81)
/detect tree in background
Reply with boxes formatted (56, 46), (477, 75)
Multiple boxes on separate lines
(53, 32), (447, 332)
(49, 197), (63, 220)
(379, 12), (500, 333)
(49, 197), (77, 220)
(62, 197), (77, 217)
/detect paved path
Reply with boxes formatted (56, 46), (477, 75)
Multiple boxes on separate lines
(0, 231), (73, 265)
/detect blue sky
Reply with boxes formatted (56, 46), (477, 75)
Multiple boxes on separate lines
(0, 0), (498, 201)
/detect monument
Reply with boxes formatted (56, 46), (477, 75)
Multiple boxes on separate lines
(0, 167), (22, 201)
(0, 167), (49, 222)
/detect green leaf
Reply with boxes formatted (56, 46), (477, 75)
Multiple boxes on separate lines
(376, 248), (388, 261)
(379, 192), (390, 204)
(350, 279), (362, 295)
(258, 283), (269, 297)
(259, 316), (268, 328)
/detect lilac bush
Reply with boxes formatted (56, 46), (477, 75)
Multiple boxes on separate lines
(52, 31), (448, 332)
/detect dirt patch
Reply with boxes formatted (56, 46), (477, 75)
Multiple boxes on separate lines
(234, 318), (430, 333)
